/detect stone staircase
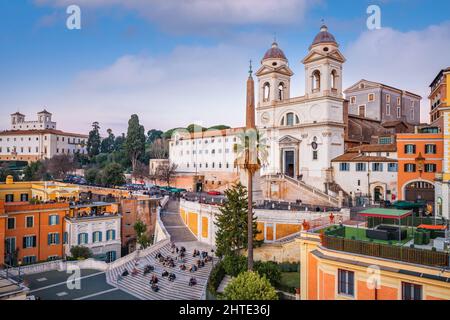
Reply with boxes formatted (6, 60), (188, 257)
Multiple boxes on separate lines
(106, 241), (215, 300)
(264, 174), (341, 207)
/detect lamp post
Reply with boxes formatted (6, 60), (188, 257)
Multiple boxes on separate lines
(18, 259), (22, 282)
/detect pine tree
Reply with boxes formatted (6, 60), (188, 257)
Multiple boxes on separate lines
(214, 183), (261, 258)
(125, 114), (146, 171)
(87, 121), (101, 158)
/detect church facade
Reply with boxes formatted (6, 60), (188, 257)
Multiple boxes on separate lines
(256, 25), (346, 191)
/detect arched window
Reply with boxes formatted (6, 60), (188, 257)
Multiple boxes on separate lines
(286, 113), (294, 126)
(278, 82), (285, 100)
(263, 82), (270, 102)
(312, 70), (321, 92)
(331, 70), (337, 89)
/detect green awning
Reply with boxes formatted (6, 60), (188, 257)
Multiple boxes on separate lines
(358, 208), (412, 219)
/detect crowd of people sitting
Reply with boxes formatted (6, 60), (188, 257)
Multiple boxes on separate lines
(116, 242), (213, 292)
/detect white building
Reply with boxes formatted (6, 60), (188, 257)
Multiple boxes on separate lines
(256, 25), (346, 191)
(64, 202), (121, 262)
(169, 127), (243, 174)
(331, 144), (398, 203)
(0, 110), (88, 163)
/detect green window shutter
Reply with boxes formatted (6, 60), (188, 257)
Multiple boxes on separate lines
(55, 233), (60, 244)
(47, 234), (51, 245)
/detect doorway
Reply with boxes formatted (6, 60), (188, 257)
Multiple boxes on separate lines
(374, 187), (383, 202)
(284, 150), (295, 178)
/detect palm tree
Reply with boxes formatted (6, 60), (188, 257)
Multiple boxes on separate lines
(234, 128), (269, 270)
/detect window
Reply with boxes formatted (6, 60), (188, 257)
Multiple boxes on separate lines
(386, 104), (391, 116)
(312, 150), (318, 160)
(372, 163), (383, 172)
(5, 238), (16, 254)
(379, 137), (392, 145)
(106, 229), (116, 241)
(425, 144), (436, 154)
(63, 232), (68, 244)
(339, 163), (350, 171)
(386, 94), (391, 103)
(78, 233), (88, 245)
(404, 144), (416, 154)
(425, 164), (437, 173)
(355, 163), (366, 172)
(286, 113), (294, 126)
(7, 217), (15, 230)
(331, 70), (337, 89)
(23, 256), (37, 265)
(263, 82), (270, 102)
(397, 97), (401, 106)
(402, 282), (422, 300)
(368, 93), (375, 102)
(48, 215), (60, 226)
(48, 233), (60, 245)
(20, 193), (29, 202)
(312, 70), (321, 91)
(388, 163), (398, 172)
(23, 235), (37, 248)
(26, 216), (34, 228)
(5, 194), (14, 203)
(358, 105), (365, 117)
(397, 106), (401, 118)
(410, 107), (415, 120)
(278, 82), (285, 100)
(404, 164), (416, 172)
(338, 269), (354, 296)
(93, 231), (102, 243)
(350, 96), (356, 104)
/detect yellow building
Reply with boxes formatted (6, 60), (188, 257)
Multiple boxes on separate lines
(0, 176), (81, 203)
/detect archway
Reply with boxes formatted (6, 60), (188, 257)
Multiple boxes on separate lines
(404, 180), (434, 202)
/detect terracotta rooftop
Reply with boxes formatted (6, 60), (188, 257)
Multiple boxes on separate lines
(311, 25), (337, 47)
(0, 129), (88, 138)
(347, 144), (397, 153)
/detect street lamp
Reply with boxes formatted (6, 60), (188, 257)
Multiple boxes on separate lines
(18, 259), (22, 282)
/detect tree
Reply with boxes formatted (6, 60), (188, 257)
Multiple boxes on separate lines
(234, 129), (268, 270)
(134, 220), (150, 249)
(148, 138), (169, 159)
(87, 121), (101, 157)
(125, 114), (146, 171)
(222, 271), (278, 300)
(100, 128), (116, 153)
(70, 246), (93, 260)
(85, 167), (100, 185)
(0, 163), (19, 182)
(147, 129), (163, 144)
(23, 161), (49, 181)
(157, 163), (177, 187)
(101, 163), (126, 187)
(46, 154), (76, 179)
(214, 183), (261, 258)
(132, 161), (149, 184)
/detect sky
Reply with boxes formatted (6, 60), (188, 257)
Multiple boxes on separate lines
(1, 0), (450, 136)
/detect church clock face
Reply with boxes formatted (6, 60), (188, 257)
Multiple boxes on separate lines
(261, 112), (270, 125)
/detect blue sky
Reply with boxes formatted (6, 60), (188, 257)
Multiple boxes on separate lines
(1, 0), (450, 136)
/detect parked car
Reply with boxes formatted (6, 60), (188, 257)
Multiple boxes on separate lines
(207, 191), (221, 196)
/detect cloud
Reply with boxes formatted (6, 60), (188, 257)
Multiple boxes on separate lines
(343, 22), (450, 122)
(34, 0), (316, 34)
(36, 42), (262, 134)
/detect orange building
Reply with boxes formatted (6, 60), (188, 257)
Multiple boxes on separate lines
(299, 230), (450, 300)
(0, 202), (6, 266)
(2, 201), (68, 266)
(397, 128), (443, 203)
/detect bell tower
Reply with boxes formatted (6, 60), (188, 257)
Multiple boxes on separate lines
(256, 41), (294, 107)
(302, 24), (346, 99)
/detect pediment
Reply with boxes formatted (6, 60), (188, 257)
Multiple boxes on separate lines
(302, 49), (346, 64)
(344, 79), (381, 93)
(256, 65), (294, 77)
(279, 135), (301, 144)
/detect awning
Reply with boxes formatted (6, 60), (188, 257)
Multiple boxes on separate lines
(358, 208), (412, 219)
(417, 224), (447, 230)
